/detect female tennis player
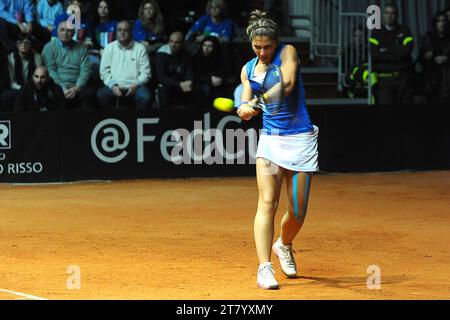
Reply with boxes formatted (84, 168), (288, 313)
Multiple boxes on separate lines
(236, 10), (319, 289)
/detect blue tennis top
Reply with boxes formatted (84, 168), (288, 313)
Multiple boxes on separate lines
(245, 44), (314, 136)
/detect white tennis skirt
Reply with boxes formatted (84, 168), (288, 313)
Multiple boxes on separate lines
(256, 125), (319, 172)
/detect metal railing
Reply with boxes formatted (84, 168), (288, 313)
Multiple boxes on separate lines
(310, 0), (340, 59)
(309, 0), (373, 104)
(339, 11), (373, 104)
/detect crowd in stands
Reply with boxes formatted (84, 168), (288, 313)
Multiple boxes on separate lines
(0, 0), (267, 112)
(1, 1), (449, 111)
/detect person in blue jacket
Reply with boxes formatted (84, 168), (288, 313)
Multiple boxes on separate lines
(185, 0), (234, 44)
(132, 0), (165, 54)
(0, 0), (35, 50)
(35, 0), (64, 45)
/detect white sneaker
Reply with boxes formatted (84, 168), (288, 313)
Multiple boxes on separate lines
(272, 238), (297, 278)
(257, 262), (279, 290)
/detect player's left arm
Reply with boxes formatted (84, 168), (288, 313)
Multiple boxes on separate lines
(280, 44), (299, 97)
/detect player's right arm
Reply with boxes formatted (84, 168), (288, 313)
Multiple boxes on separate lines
(237, 65), (260, 121)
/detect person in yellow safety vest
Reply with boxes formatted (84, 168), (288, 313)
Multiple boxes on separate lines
(369, 3), (415, 105)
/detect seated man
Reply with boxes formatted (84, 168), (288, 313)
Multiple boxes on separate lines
(98, 20), (151, 110)
(41, 20), (95, 109)
(52, 0), (93, 49)
(14, 66), (66, 112)
(155, 31), (194, 109)
(0, 0), (35, 50)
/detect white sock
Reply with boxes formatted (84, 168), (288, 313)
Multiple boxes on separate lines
(259, 262), (272, 269)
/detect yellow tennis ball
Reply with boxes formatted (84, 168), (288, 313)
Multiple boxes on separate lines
(213, 98), (234, 112)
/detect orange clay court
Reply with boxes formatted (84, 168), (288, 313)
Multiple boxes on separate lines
(0, 170), (449, 300)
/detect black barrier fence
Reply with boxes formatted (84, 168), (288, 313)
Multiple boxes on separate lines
(0, 105), (449, 183)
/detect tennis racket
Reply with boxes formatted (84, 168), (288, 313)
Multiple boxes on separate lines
(248, 63), (284, 115)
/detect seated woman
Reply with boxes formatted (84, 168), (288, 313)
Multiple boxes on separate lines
(185, 0), (234, 45)
(89, 0), (118, 83)
(132, 0), (166, 55)
(90, 0), (118, 56)
(193, 36), (226, 110)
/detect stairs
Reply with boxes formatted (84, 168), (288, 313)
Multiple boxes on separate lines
(302, 67), (338, 99)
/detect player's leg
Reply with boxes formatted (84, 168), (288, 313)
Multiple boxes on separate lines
(282, 171), (312, 243)
(255, 158), (284, 263)
(273, 171), (312, 278)
(254, 158), (284, 289)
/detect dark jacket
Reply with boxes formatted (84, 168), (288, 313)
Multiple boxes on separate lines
(370, 24), (414, 73)
(14, 79), (66, 112)
(417, 31), (450, 103)
(155, 44), (194, 87)
(193, 37), (225, 84)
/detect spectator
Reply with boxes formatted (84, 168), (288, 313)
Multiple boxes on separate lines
(1, 33), (42, 112)
(341, 26), (368, 72)
(133, 0), (166, 55)
(417, 11), (450, 105)
(35, 0), (64, 47)
(89, 0), (118, 84)
(369, 3), (414, 105)
(14, 66), (66, 111)
(340, 26), (371, 99)
(155, 31), (194, 109)
(91, 0), (118, 54)
(0, 0), (35, 50)
(53, 0), (94, 49)
(42, 20), (95, 109)
(185, 0), (234, 45)
(98, 20), (151, 110)
(193, 36), (226, 109)
(62, 0), (93, 20)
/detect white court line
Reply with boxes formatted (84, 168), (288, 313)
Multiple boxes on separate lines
(0, 288), (48, 300)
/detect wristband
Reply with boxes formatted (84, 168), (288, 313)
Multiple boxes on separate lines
(238, 101), (249, 109)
